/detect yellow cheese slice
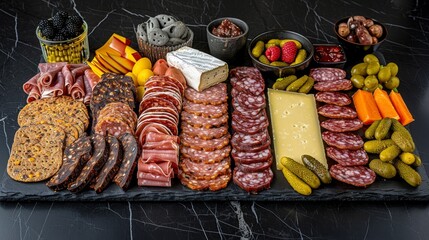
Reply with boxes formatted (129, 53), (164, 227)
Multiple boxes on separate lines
(268, 89), (327, 170)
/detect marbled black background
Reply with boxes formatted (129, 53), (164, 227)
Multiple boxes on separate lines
(1, 0), (429, 239)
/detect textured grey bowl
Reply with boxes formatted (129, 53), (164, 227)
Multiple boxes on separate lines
(206, 17), (249, 61)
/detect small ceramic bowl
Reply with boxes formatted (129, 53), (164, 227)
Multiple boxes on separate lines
(334, 17), (387, 55)
(313, 43), (347, 69)
(206, 17), (249, 61)
(248, 30), (314, 77)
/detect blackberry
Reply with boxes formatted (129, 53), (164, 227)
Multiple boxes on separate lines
(59, 27), (70, 39)
(38, 19), (55, 40)
(53, 33), (66, 41)
(69, 15), (83, 27)
(65, 18), (82, 38)
(52, 10), (68, 29)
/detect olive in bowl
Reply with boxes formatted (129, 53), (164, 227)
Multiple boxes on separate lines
(335, 16), (387, 55)
(248, 30), (314, 77)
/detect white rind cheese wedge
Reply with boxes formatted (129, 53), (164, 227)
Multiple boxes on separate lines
(268, 89), (327, 170)
(166, 46), (228, 91)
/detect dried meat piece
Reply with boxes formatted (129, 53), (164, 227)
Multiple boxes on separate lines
(180, 132), (231, 151)
(180, 145), (231, 164)
(232, 88), (266, 110)
(230, 130), (271, 152)
(318, 104), (358, 119)
(322, 131), (364, 150)
(113, 133), (138, 190)
(329, 164), (376, 187)
(178, 169), (231, 191)
(326, 147), (369, 166)
(315, 91), (352, 106)
(180, 157), (231, 180)
(184, 83), (227, 105)
(182, 99), (228, 118)
(181, 122), (229, 140)
(320, 118), (363, 132)
(231, 147), (272, 164)
(310, 67), (346, 81)
(314, 79), (353, 92)
(181, 111), (228, 128)
(233, 168), (273, 193)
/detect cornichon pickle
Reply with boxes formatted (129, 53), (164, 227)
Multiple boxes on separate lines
(412, 154), (422, 167)
(286, 75), (308, 92)
(395, 160), (421, 187)
(267, 38), (281, 45)
(280, 39), (302, 49)
(301, 155), (331, 184)
(282, 167), (312, 196)
(391, 131), (415, 152)
(374, 118), (392, 140)
(291, 49), (307, 66)
(258, 55), (270, 64)
(270, 61), (289, 67)
(281, 156), (320, 189)
(364, 139), (396, 154)
(369, 159), (396, 179)
(351, 62), (368, 76)
(272, 75), (298, 90)
(251, 40), (265, 58)
(298, 76), (314, 94)
(379, 144), (401, 162)
(365, 120), (381, 140)
(399, 152), (415, 165)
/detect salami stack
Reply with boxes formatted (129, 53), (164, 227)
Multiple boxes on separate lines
(178, 83), (232, 191)
(312, 67), (375, 187)
(230, 67), (273, 194)
(137, 75), (185, 187)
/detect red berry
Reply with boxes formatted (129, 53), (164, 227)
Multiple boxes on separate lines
(264, 46), (281, 62)
(281, 42), (297, 64)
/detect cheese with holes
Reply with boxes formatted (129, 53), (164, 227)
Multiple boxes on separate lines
(166, 46), (228, 91)
(268, 89), (327, 170)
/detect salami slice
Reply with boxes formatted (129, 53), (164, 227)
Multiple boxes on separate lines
(326, 147), (369, 166)
(322, 131), (364, 150)
(231, 148), (272, 164)
(92, 136), (123, 193)
(178, 169), (231, 191)
(181, 122), (228, 140)
(315, 91), (352, 106)
(314, 79), (353, 92)
(329, 164), (376, 187)
(230, 66), (263, 81)
(180, 158), (231, 180)
(233, 168), (273, 193)
(232, 99), (262, 118)
(180, 132), (231, 151)
(231, 117), (269, 134)
(95, 116), (135, 137)
(236, 157), (272, 173)
(113, 133), (138, 190)
(232, 88), (266, 110)
(230, 130), (271, 152)
(181, 111), (228, 128)
(145, 75), (185, 96)
(318, 104), (357, 119)
(320, 118), (363, 132)
(139, 96), (176, 115)
(310, 68), (346, 81)
(231, 110), (268, 126)
(68, 134), (109, 193)
(180, 145), (231, 164)
(183, 99), (228, 118)
(232, 77), (265, 96)
(142, 91), (182, 112)
(184, 83), (227, 105)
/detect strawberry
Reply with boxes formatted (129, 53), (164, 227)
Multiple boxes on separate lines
(281, 41), (298, 64)
(264, 46), (281, 62)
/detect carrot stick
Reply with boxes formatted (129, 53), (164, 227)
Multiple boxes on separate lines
(373, 88), (400, 120)
(389, 91), (414, 126)
(352, 89), (382, 125)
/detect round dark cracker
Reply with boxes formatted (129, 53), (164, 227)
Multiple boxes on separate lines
(7, 124), (65, 182)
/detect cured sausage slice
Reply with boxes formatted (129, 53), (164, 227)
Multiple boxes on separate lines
(181, 111), (228, 128)
(182, 99), (228, 118)
(232, 88), (266, 110)
(92, 136), (123, 193)
(114, 133), (138, 190)
(230, 130), (271, 152)
(181, 122), (228, 140)
(231, 117), (269, 134)
(184, 83), (227, 105)
(310, 68), (346, 81)
(322, 131), (364, 150)
(231, 77), (265, 96)
(326, 147), (369, 166)
(68, 134), (109, 193)
(233, 168), (273, 193)
(231, 110), (268, 126)
(315, 91), (352, 106)
(46, 135), (92, 191)
(180, 132), (231, 151)
(180, 145), (231, 164)
(318, 104), (357, 119)
(180, 158), (231, 180)
(232, 100), (262, 118)
(314, 79), (353, 92)
(178, 169), (231, 191)
(329, 164), (376, 187)
(236, 157), (272, 173)
(320, 118), (363, 132)
(231, 148), (272, 164)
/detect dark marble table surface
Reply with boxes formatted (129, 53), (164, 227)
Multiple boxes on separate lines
(1, 0), (429, 239)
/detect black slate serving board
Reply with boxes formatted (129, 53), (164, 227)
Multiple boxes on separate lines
(2, 51), (429, 202)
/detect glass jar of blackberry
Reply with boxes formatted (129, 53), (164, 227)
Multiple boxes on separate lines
(36, 10), (89, 63)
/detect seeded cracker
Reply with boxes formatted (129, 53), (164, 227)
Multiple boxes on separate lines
(7, 124), (65, 182)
